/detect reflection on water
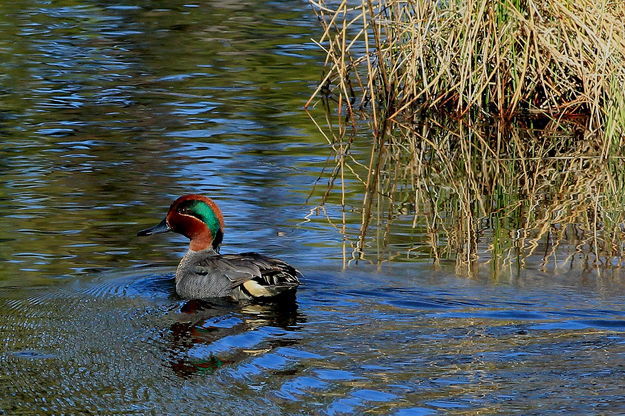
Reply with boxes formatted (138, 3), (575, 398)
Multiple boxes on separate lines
(168, 298), (302, 378)
(1, 0), (625, 415)
(0, 0), (326, 284)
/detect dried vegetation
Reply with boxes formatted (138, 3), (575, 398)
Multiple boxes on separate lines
(306, 0), (625, 274)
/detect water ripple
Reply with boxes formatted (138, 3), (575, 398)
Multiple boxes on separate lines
(1, 0), (625, 414)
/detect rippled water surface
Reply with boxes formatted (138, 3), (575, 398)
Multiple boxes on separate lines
(2, 1), (625, 415)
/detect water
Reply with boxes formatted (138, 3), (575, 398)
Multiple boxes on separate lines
(1, 1), (625, 414)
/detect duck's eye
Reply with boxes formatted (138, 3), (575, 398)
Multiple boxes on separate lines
(176, 201), (198, 216)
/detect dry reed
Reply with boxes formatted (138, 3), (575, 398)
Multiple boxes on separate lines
(305, 0), (625, 275)
(307, 0), (625, 127)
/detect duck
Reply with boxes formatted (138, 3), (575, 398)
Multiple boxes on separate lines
(137, 194), (300, 301)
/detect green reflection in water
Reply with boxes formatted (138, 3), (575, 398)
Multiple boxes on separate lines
(0, 0), (329, 286)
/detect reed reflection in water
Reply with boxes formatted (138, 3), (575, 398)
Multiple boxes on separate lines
(309, 113), (625, 276)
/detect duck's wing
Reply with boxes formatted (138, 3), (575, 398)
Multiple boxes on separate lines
(192, 252), (301, 298)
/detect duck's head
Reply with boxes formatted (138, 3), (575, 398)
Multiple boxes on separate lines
(137, 194), (225, 252)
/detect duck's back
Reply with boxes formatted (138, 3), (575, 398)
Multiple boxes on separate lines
(175, 249), (301, 300)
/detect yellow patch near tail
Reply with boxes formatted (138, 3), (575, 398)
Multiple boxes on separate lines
(242, 280), (272, 297)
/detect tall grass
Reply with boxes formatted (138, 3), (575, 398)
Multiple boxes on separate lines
(307, 0), (625, 127)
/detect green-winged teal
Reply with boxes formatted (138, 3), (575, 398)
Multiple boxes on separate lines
(138, 194), (300, 301)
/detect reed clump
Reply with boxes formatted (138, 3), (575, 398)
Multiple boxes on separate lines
(307, 0), (625, 127)
(306, 0), (625, 275)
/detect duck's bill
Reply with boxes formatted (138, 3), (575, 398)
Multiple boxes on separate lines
(137, 219), (171, 236)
